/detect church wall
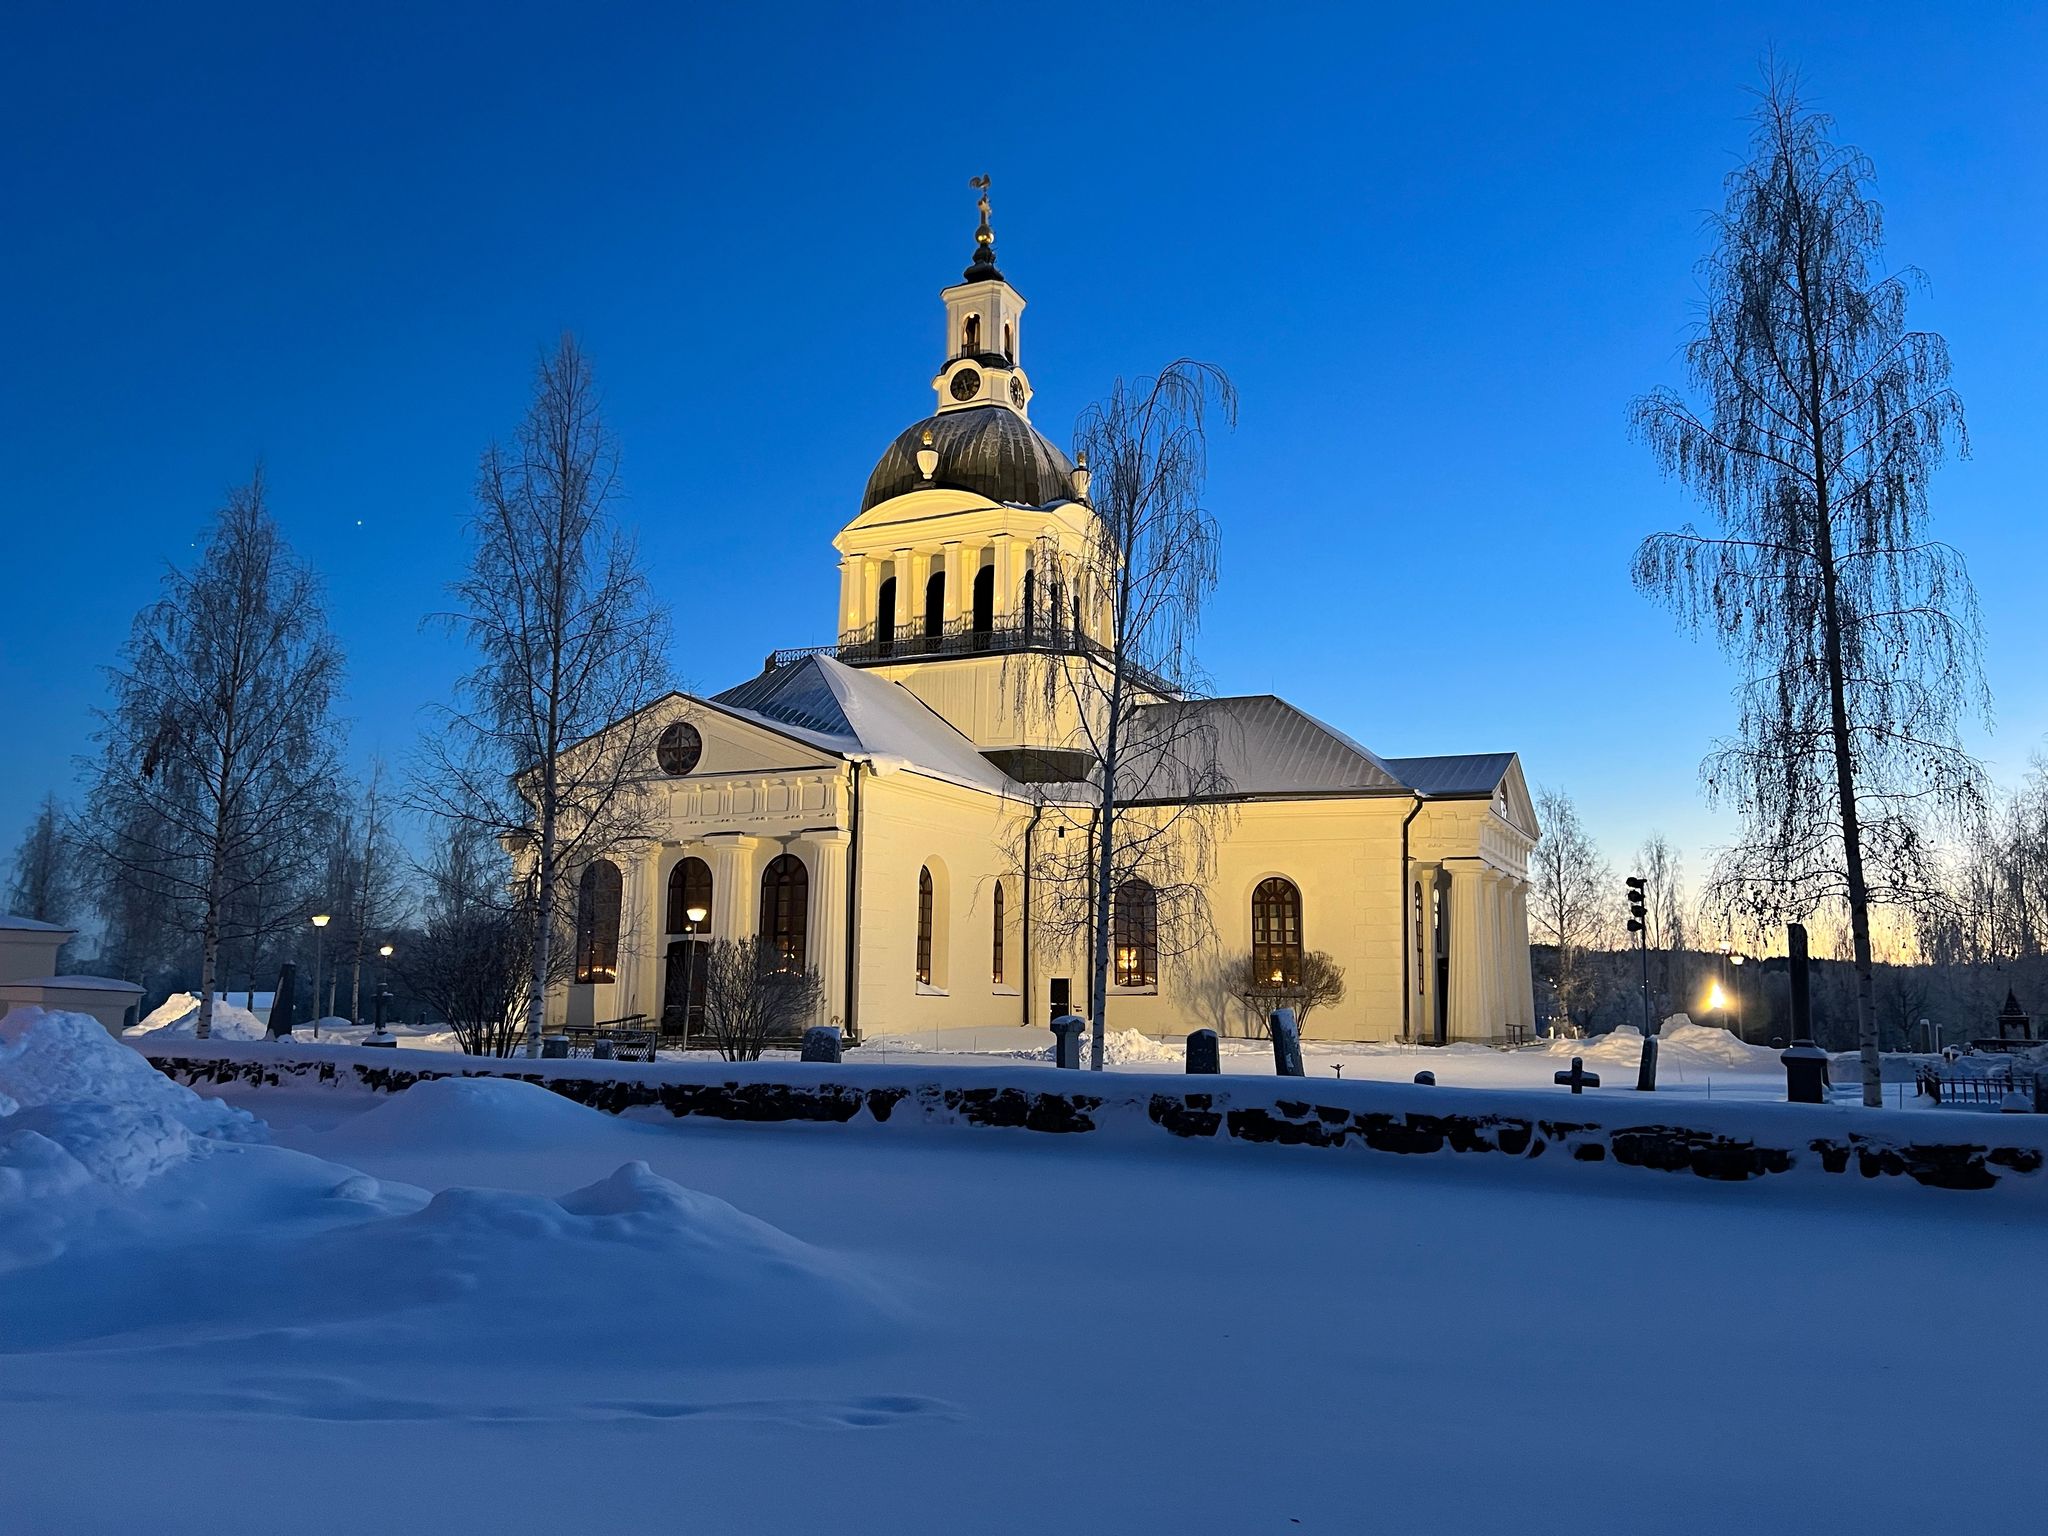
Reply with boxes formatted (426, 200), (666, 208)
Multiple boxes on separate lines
(850, 771), (1035, 1041)
(1080, 798), (1415, 1044)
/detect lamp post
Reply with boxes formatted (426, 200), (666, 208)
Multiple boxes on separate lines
(1730, 952), (1746, 1042)
(375, 943), (394, 1036)
(681, 905), (708, 1051)
(310, 914), (330, 1038)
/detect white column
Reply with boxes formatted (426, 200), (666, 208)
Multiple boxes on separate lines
(804, 829), (851, 1028)
(705, 833), (761, 946)
(940, 541), (962, 625)
(1480, 870), (1506, 1042)
(841, 555), (865, 639)
(1513, 878), (1536, 1032)
(993, 533), (1015, 624)
(1447, 866), (1485, 1043)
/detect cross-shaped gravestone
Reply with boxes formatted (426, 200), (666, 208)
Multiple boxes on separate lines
(1553, 1056), (1601, 1094)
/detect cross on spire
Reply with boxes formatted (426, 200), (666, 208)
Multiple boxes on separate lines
(965, 174), (1003, 282)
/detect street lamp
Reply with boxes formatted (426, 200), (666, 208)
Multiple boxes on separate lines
(1730, 952), (1746, 1042)
(310, 914), (330, 1037)
(374, 943), (395, 1035)
(680, 905), (708, 1051)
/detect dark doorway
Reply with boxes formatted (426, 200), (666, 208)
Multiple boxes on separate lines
(924, 570), (945, 639)
(972, 564), (994, 647)
(1049, 976), (1071, 1024)
(1433, 883), (1451, 1046)
(875, 576), (896, 656)
(662, 939), (708, 1038)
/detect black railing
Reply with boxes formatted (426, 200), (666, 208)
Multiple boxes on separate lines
(770, 617), (1178, 698)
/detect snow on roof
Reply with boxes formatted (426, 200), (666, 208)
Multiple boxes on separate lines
(0, 914), (75, 935)
(0, 975), (145, 994)
(711, 656), (1014, 793)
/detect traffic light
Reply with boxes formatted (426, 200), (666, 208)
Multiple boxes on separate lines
(1625, 875), (1647, 936)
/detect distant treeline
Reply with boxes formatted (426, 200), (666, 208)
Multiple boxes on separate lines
(1530, 944), (2047, 1053)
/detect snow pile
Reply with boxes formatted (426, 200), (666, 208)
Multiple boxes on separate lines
(346, 1076), (644, 1151)
(1544, 1018), (1780, 1073)
(128, 991), (268, 1041)
(0, 1007), (263, 1216)
(1005, 1026), (1183, 1067)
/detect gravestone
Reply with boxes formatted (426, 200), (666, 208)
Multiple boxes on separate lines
(268, 961), (299, 1039)
(1554, 1056), (1600, 1093)
(1781, 921), (1828, 1103)
(1269, 1008), (1304, 1077)
(1050, 1014), (1085, 1069)
(541, 1036), (570, 1059)
(592, 1039), (615, 1060)
(801, 1025), (843, 1063)
(1413, 1070), (1436, 1086)
(1185, 1028), (1220, 1074)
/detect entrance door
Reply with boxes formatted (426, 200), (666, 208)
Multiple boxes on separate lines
(1432, 883), (1450, 1046)
(662, 939), (708, 1037)
(1049, 976), (1071, 1024)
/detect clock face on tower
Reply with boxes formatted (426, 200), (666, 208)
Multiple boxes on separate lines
(950, 367), (982, 402)
(1009, 377), (1026, 408)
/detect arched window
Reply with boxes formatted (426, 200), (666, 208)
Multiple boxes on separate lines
(758, 854), (808, 972)
(1412, 881), (1425, 996)
(1021, 567), (1036, 636)
(875, 574), (897, 654)
(573, 860), (622, 984)
(972, 562), (994, 645)
(667, 857), (712, 936)
(1002, 321), (1013, 361)
(992, 880), (1006, 985)
(916, 866), (934, 985)
(1114, 879), (1158, 988)
(963, 313), (981, 354)
(1252, 878), (1303, 986)
(924, 569), (945, 639)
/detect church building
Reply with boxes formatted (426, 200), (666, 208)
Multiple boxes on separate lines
(551, 199), (1539, 1046)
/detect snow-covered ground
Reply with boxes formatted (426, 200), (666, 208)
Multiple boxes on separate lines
(5, 1006), (2040, 1534)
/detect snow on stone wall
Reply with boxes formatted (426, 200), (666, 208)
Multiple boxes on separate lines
(141, 1040), (2048, 1197)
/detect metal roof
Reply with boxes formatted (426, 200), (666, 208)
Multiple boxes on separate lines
(1382, 753), (1516, 797)
(861, 404), (1077, 513)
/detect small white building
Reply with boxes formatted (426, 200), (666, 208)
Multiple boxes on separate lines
(545, 206), (1538, 1046)
(0, 915), (143, 1036)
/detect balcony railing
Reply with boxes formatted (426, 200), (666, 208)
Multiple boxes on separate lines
(768, 616), (1176, 697)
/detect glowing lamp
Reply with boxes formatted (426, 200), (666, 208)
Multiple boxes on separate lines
(1707, 981), (1728, 1012)
(311, 913), (330, 929)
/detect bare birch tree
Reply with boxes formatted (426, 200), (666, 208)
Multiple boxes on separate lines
(1631, 73), (1986, 1104)
(398, 818), (537, 1057)
(7, 794), (79, 928)
(1529, 787), (1612, 1028)
(78, 470), (343, 1038)
(1635, 832), (1689, 1015)
(1010, 360), (1237, 1070)
(420, 335), (671, 1058)
(339, 762), (407, 1024)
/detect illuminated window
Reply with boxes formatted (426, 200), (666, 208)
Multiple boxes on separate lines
(758, 854), (808, 972)
(1114, 879), (1157, 988)
(963, 313), (981, 354)
(992, 880), (1006, 985)
(917, 866), (934, 985)
(667, 857), (711, 935)
(1252, 877), (1302, 986)
(573, 860), (622, 984)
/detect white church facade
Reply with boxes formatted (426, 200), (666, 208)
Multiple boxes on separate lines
(548, 205), (1539, 1047)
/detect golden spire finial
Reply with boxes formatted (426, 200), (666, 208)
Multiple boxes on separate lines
(965, 175), (1002, 280)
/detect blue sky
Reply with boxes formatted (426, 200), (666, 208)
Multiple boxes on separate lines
(3, 1), (2042, 888)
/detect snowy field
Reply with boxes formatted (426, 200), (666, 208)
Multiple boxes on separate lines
(8, 1008), (2043, 1535)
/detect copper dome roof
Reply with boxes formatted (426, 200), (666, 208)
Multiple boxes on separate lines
(861, 405), (1077, 513)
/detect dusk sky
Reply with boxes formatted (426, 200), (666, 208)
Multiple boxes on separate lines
(4, 0), (2043, 886)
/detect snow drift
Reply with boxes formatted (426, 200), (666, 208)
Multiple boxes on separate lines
(128, 991), (268, 1041)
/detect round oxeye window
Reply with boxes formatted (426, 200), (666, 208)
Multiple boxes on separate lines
(656, 721), (702, 776)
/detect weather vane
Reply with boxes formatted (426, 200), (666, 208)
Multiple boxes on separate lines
(966, 175), (1001, 279)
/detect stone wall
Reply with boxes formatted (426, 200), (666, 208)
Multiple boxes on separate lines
(142, 1042), (2048, 1197)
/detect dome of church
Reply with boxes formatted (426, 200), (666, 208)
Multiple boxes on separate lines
(861, 404), (1077, 513)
